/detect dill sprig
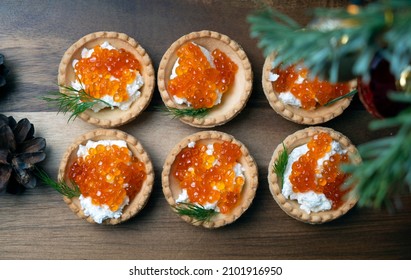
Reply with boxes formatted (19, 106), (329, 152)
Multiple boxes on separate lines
(343, 93), (411, 208)
(173, 202), (217, 222)
(35, 167), (81, 198)
(157, 106), (210, 119)
(42, 85), (112, 121)
(273, 143), (288, 188)
(324, 89), (358, 106)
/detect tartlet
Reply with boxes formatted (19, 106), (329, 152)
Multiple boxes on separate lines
(58, 129), (154, 225)
(262, 52), (356, 125)
(268, 126), (361, 224)
(157, 30), (253, 128)
(162, 130), (258, 228)
(58, 31), (155, 127)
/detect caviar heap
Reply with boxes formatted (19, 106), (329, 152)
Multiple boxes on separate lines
(68, 141), (146, 215)
(168, 42), (238, 109)
(289, 132), (350, 210)
(173, 140), (245, 214)
(271, 64), (351, 110)
(73, 42), (143, 111)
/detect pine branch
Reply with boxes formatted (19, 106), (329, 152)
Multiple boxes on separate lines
(343, 94), (411, 208)
(248, 1), (411, 82)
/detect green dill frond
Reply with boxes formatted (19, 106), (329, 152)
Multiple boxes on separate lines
(35, 167), (81, 198)
(157, 106), (210, 119)
(173, 202), (217, 222)
(273, 143), (288, 187)
(42, 85), (112, 121)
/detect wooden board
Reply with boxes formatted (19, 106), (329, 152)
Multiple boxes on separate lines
(1, 0), (410, 260)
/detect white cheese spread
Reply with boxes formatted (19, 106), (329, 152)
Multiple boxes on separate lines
(278, 91), (302, 107)
(77, 140), (130, 223)
(269, 63), (307, 108)
(79, 194), (129, 224)
(268, 72), (279, 82)
(276, 73), (305, 107)
(282, 141), (347, 214)
(71, 41), (144, 112)
(77, 139), (128, 158)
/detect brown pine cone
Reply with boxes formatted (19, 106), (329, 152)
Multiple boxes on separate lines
(0, 114), (46, 194)
(0, 54), (9, 88)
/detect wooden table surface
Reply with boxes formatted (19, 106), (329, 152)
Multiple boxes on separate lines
(1, 0), (410, 260)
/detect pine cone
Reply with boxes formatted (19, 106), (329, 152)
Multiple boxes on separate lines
(0, 54), (9, 88)
(0, 114), (46, 194)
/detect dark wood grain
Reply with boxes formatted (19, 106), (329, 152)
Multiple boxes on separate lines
(1, 0), (410, 260)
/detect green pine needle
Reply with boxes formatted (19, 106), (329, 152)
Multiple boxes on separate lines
(35, 167), (81, 198)
(273, 143), (288, 188)
(157, 106), (210, 119)
(324, 89), (358, 106)
(42, 85), (112, 121)
(173, 202), (217, 222)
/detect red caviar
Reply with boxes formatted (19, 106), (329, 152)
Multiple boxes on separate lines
(272, 65), (351, 110)
(68, 142), (146, 211)
(74, 44), (141, 103)
(173, 141), (244, 214)
(167, 42), (238, 109)
(289, 132), (350, 209)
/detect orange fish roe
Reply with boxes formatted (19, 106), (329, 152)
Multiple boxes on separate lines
(74, 44), (141, 103)
(68, 142), (146, 212)
(174, 141), (244, 214)
(167, 42), (238, 109)
(272, 65), (351, 110)
(289, 132), (350, 209)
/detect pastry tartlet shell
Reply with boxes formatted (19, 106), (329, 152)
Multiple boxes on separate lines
(268, 126), (361, 224)
(157, 30), (253, 128)
(162, 130), (258, 228)
(262, 52), (356, 125)
(58, 129), (154, 225)
(58, 31), (155, 128)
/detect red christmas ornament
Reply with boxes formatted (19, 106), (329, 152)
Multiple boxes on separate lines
(358, 53), (409, 118)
